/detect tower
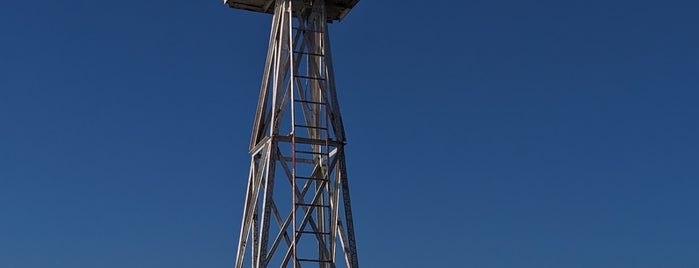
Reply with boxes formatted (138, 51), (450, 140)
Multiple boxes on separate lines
(224, 0), (360, 267)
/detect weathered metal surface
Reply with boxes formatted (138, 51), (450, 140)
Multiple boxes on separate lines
(231, 0), (360, 267)
(225, 0), (360, 21)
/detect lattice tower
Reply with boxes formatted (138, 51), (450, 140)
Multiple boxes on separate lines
(225, 0), (361, 267)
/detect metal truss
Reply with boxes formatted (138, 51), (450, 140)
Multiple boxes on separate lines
(234, 0), (359, 267)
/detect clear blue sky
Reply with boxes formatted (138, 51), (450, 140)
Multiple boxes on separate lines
(1, 1), (698, 267)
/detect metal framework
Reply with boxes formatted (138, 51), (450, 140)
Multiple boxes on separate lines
(227, 0), (360, 267)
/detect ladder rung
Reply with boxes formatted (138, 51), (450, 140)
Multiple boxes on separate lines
(295, 150), (327, 155)
(282, 156), (315, 164)
(294, 99), (326, 105)
(298, 231), (331, 235)
(294, 75), (326, 81)
(295, 124), (328, 130)
(297, 258), (331, 263)
(293, 51), (325, 57)
(295, 203), (330, 208)
(295, 176), (328, 181)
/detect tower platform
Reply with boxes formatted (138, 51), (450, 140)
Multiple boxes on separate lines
(225, 0), (360, 21)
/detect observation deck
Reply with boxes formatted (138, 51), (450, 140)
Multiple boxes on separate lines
(225, 0), (360, 21)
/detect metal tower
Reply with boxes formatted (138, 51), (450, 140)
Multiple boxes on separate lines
(224, 0), (360, 267)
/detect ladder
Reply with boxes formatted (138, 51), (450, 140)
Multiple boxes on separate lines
(290, 8), (336, 267)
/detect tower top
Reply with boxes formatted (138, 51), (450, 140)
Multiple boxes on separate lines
(225, 0), (360, 21)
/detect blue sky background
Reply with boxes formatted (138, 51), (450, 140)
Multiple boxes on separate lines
(1, 0), (698, 267)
